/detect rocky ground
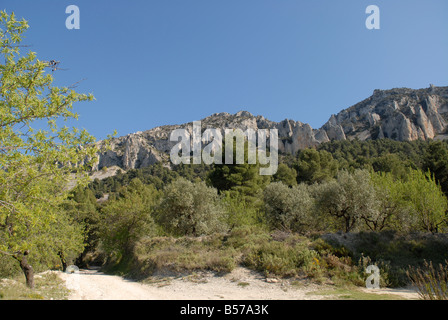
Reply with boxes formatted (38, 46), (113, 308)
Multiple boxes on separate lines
(57, 267), (419, 300)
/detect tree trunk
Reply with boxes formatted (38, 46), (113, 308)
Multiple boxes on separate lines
(17, 251), (34, 289)
(58, 251), (67, 272)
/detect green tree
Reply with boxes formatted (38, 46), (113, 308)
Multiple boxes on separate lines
(221, 191), (265, 229)
(315, 169), (378, 233)
(400, 169), (448, 233)
(371, 153), (414, 179)
(423, 141), (448, 197)
(156, 178), (226, 236)
(99, 178), (160, 260)
(369, 171), (409, 231)
(296, 149), (338, 184)
(263, 182), (314, 233)
(272, 163), (297, 187)
(64, 186), (100, 268)
(0, 11), (102, 288)
(207, 137), (271, 199)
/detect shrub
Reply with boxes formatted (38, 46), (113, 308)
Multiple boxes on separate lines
(407, 260), (448, 300)
(133, 235), (237, 275)
(242, 237), (319, 278)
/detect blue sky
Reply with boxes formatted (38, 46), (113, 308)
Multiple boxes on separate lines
(2, 0), (448, 140)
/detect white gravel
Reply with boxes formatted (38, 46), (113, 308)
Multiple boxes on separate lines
(58, 267), (323, 300)
(57, 267), (419, 300)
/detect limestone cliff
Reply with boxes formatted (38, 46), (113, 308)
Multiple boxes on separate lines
(92, 85), (448, 171)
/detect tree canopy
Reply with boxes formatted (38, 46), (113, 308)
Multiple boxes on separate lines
(0, 11), (101, 287)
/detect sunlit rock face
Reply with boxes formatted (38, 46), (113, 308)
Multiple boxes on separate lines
(92, 85), (448, 171)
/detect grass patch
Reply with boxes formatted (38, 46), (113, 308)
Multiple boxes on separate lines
(308, 287), (408, 300)
(0, 272), (69, 300)
(237, 281), (250, 288)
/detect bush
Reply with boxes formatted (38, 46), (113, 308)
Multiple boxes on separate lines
(133, 235), (237, 275)
(0, 255), (21, 278)
(243, 241), (317, 277)
(242, 233), (320, 278)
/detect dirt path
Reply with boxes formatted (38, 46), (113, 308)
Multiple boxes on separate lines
(58, 267), (324, 300)
(57, 267), (419, 300)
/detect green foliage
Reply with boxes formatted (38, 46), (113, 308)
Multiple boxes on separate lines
(314, 169), (378, 232)
(87, 162), (212, 199)
(369, 169), (448, 233)
(0, 253), (20, 278)
(317, 138), (429, 171)
(263, 182), (315, 233)
(399, 169), (448, 233)
(243, 239), (319, 277)
(155, 178), (227, 236)
(296, 148), (338, 184)
(0, 11), (107, 282)
(369, 171), (411, 232)
(221, 191), (265, 229)
(64, 186), (100, 265)
(423, 141), (448, 197)
(272, 163), (297, 187)
(207, 138), (271, 198)
(99, 178), (160, 259)
(371, 153), (416, 179)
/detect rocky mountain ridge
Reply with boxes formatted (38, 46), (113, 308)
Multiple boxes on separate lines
(93, 85), (448, 171)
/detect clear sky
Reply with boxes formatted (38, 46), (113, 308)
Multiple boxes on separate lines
(2, 0), (448, 140)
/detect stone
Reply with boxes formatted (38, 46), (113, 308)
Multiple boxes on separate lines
(91, 85), (448, 174)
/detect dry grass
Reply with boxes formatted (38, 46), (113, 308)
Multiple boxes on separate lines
(0, 271), (70, 300)
(407, 260), (448, 300)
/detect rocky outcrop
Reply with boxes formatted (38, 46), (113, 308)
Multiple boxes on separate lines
(93, 85), (448, 171)
(338, 86), (448, 141)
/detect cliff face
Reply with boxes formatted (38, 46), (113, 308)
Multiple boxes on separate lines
(93, 85), (448, 171)
(325, 85), (448, 142)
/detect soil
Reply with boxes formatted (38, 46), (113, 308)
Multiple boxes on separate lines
(57, 266), (419, 300)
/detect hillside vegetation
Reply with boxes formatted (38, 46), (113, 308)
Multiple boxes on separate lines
(1, 10), (448, 300)
(41, 138), (448, 292)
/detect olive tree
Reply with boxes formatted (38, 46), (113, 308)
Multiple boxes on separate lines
(263, 182), (314, 233)
(156, 178), (226, 236)
(315, 169), (378, 233)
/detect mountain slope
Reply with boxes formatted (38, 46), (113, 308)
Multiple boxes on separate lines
(93, 85), (448, 171)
